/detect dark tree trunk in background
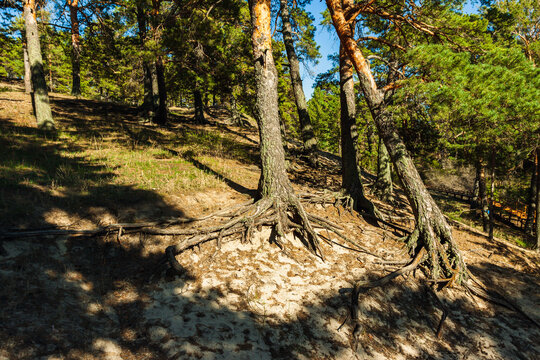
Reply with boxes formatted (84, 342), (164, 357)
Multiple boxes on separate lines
(525, 150), (538, 236)
(194, 88), (206, 124)
(471, 162), (481, 209)
(231, 93), (241, 124)
(47, 47), (53, 91)
(23, 40), (32, 93)
(136, 0), (154, 118)
(339, 44), (377, 215)
(279, 0), (319, 166)
(374, 138), (394, 202)
(488, 148), (495, 241)
(23, 0), (54, 129)
(328, 0), (467, 281)
(535, 147), (540, 251)
(203, 92), (209, 108)
(142, 62), (154, 115)
(478, 164), (489, 232)
(152, 56), (167, 125)
(68, 0), (81, 96)
(151, 62), (159, 111)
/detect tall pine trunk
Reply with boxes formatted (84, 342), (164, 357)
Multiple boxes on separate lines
(327, 0), (466, 281)
(339, 44), (377, 214)
(136, 0), (154, 118)
(478, 165), (490, 232)
(531, 148), (540, 250)
(525, 150), (538, 236)
(249, 0), (295, 199)
(151, 62), (159, 111)
(68, 0), (81, 96)
(23, 0), (54, 130)
(279, 0), (319, 166)
(152, 56), (167, 125)
(23, 40), (32, 93)
(488, 148), (495, 241)
(374, 138), (394, 202)
(535, 148), (539, 250)
(194, 88), (206, 124)
(471, 161), (481, 209)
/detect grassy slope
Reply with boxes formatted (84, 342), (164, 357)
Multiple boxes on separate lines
(0, 82), (261, 229)
(1, 82), (539, 360)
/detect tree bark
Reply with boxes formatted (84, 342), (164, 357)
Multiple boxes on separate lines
(23, 0), (54, 130)
(478, 164), (490, 232)
(194, 88), (206, 124)
(150, 62), (159, 111)
(531, 147), (540, 250)
(535, 148), (539, 250)
(327, 0), (466, 281)
(23, 40), (32, 93)
(152, 56), (167, 125)
(471, 161), (481, 209)
(136, 0), (154, 118)
(374, 137), (394, 202)
(488, 148), (495, 241)
(339, 44), (377, 214)
(279, 0), (319, 166)
(250, 0), (291, 197)
(47, 46), (53, 91)
(525, 150), (538, 236)
(68, 0), (81, 96)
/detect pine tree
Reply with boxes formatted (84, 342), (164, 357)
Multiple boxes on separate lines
(23, 0), (54, 129)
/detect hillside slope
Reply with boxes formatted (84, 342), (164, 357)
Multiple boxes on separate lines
(1, 82), (539, 359)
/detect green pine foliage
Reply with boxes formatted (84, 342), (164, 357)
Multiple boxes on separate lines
(0, 18), (23, 78)
(307, 84), (340, 153)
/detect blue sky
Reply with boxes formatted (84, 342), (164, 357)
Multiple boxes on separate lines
(300, 0), (480, 99)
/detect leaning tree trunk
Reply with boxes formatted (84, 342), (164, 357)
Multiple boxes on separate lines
(23, 40), (32, 93)
(68, 0), (81, 96)
(339, 44), (378, 215)
(193, 88), (206, 124)
(23, 0), (54, 130)
(152, 56), (167, 125)
(374, 138), (394, 202)
(327, 0), (466, 281)
(279, 0), (319, 166)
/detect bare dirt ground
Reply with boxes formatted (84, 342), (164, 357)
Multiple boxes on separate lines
(1, 82), (539, 359)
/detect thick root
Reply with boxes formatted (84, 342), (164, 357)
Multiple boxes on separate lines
(163, 196), (325, 274)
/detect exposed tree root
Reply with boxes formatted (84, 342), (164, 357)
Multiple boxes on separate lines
(298, 191), (410, 236)
(343, 239), (539, 346)
(161, 196), (328, 274)
(0, 200), (256, 241)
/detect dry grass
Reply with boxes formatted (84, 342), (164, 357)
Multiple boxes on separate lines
(0, 82), (259, 229)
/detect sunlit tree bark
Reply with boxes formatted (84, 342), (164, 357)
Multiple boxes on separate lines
(23, 0), (54, 129)
(327, 0), (466, 281)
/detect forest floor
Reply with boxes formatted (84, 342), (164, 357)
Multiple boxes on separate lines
(1, 81), (539, 360)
